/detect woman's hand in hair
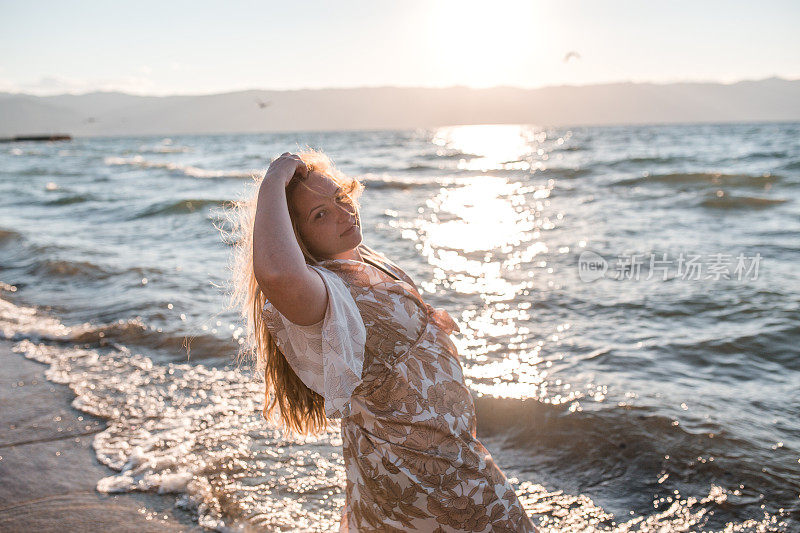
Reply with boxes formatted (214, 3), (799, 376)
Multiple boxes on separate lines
(265, 152), (309, 186)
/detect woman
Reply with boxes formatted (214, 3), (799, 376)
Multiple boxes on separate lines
(231, 149), (538, 532)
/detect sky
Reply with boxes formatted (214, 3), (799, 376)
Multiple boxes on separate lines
(2, 0), (799, 96)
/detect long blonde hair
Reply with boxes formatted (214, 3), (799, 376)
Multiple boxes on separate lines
(225, 147), (370, 435)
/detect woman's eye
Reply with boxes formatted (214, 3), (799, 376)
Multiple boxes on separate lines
(314, 195), (351, 221)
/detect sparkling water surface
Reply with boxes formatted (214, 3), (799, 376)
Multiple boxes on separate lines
(1, 122), (798, 531)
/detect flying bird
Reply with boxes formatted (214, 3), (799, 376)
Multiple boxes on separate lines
(563, 51), (581, 63)
(255, 99), (272, 109)
(84, 117), (97, 124)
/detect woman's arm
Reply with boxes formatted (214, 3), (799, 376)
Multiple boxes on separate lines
(253, 153), (328, 326)
(252, 154), (306, 282)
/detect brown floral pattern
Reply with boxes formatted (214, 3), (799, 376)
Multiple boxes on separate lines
(264, 246), (538, 532)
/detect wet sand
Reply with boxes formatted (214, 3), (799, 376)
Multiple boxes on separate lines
(0, 339), (202, 532)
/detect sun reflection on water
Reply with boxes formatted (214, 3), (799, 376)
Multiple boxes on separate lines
(432, 124), (537, 172)
(387, 124), (611, 406)
(393, 124), (579, 403)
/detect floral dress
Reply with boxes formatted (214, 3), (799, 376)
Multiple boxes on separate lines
(262, 245), (538, 532)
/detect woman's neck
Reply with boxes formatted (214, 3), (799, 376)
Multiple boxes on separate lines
(327, 246), (364, 262)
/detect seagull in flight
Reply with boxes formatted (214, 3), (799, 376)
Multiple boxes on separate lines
(255, 99), (272, 109)
(563, 51), (581, 63)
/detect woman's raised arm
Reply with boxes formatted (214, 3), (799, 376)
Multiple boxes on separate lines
(252, 153), (328, 326)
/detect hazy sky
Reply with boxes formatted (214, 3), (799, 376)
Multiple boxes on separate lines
(2, 0), (798, 95)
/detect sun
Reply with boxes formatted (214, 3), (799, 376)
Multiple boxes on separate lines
(426, 0), (541, 88)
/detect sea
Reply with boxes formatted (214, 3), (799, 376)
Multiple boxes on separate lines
(0, 122), (797, 531)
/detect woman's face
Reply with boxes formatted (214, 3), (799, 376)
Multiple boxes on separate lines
(291, 170), (362, 260)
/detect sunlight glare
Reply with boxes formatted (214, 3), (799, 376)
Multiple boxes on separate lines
(433, 124), (534, 171)
(427, 0), (539, 88)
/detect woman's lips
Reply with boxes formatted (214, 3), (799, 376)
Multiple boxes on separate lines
(341, 224), (358, 236)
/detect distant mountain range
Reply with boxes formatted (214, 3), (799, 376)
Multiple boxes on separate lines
(1, 77), (798, 137)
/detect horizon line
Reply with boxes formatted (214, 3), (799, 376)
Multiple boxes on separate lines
(3, 75), (798, 99)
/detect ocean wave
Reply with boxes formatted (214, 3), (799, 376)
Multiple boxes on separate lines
(357, 164), (532, 179)
(740, 150), (788, 161)
(104, 155), (257, 179)
(605, 155), (691, 167)
(0, 291), (236, 362)
(133, 198), (232, 219)
(699, 193), (788, 209)
(401, 163), (442, 171)
(7, 147), (43, 156)
(0, 300), (784, 532)
(613, 172), (783, 188)
(69, 320), (238, 362)
(0, 227), (22, 244)
(1, 166), (88, 177)
(21, 256), (164, 284)
(44, 193), (95, 206)
(2, 296), (786, 532)
(473, 395), (796, 527)
(663, 320), (800, 371)
(427, 163), (543, 177)
(705, 151), (789, 166)
(135, 145), (193, 154)
(645, 288), (788, 320)
(360, 174), (442, 190)
(535, 166), (591, 179)
(552, 145), (584, 152)
(418, 150), (481, 161)
(0, 296), (356, 530)
(474, 397), (733, 460)
(28, 258), (113, 279)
